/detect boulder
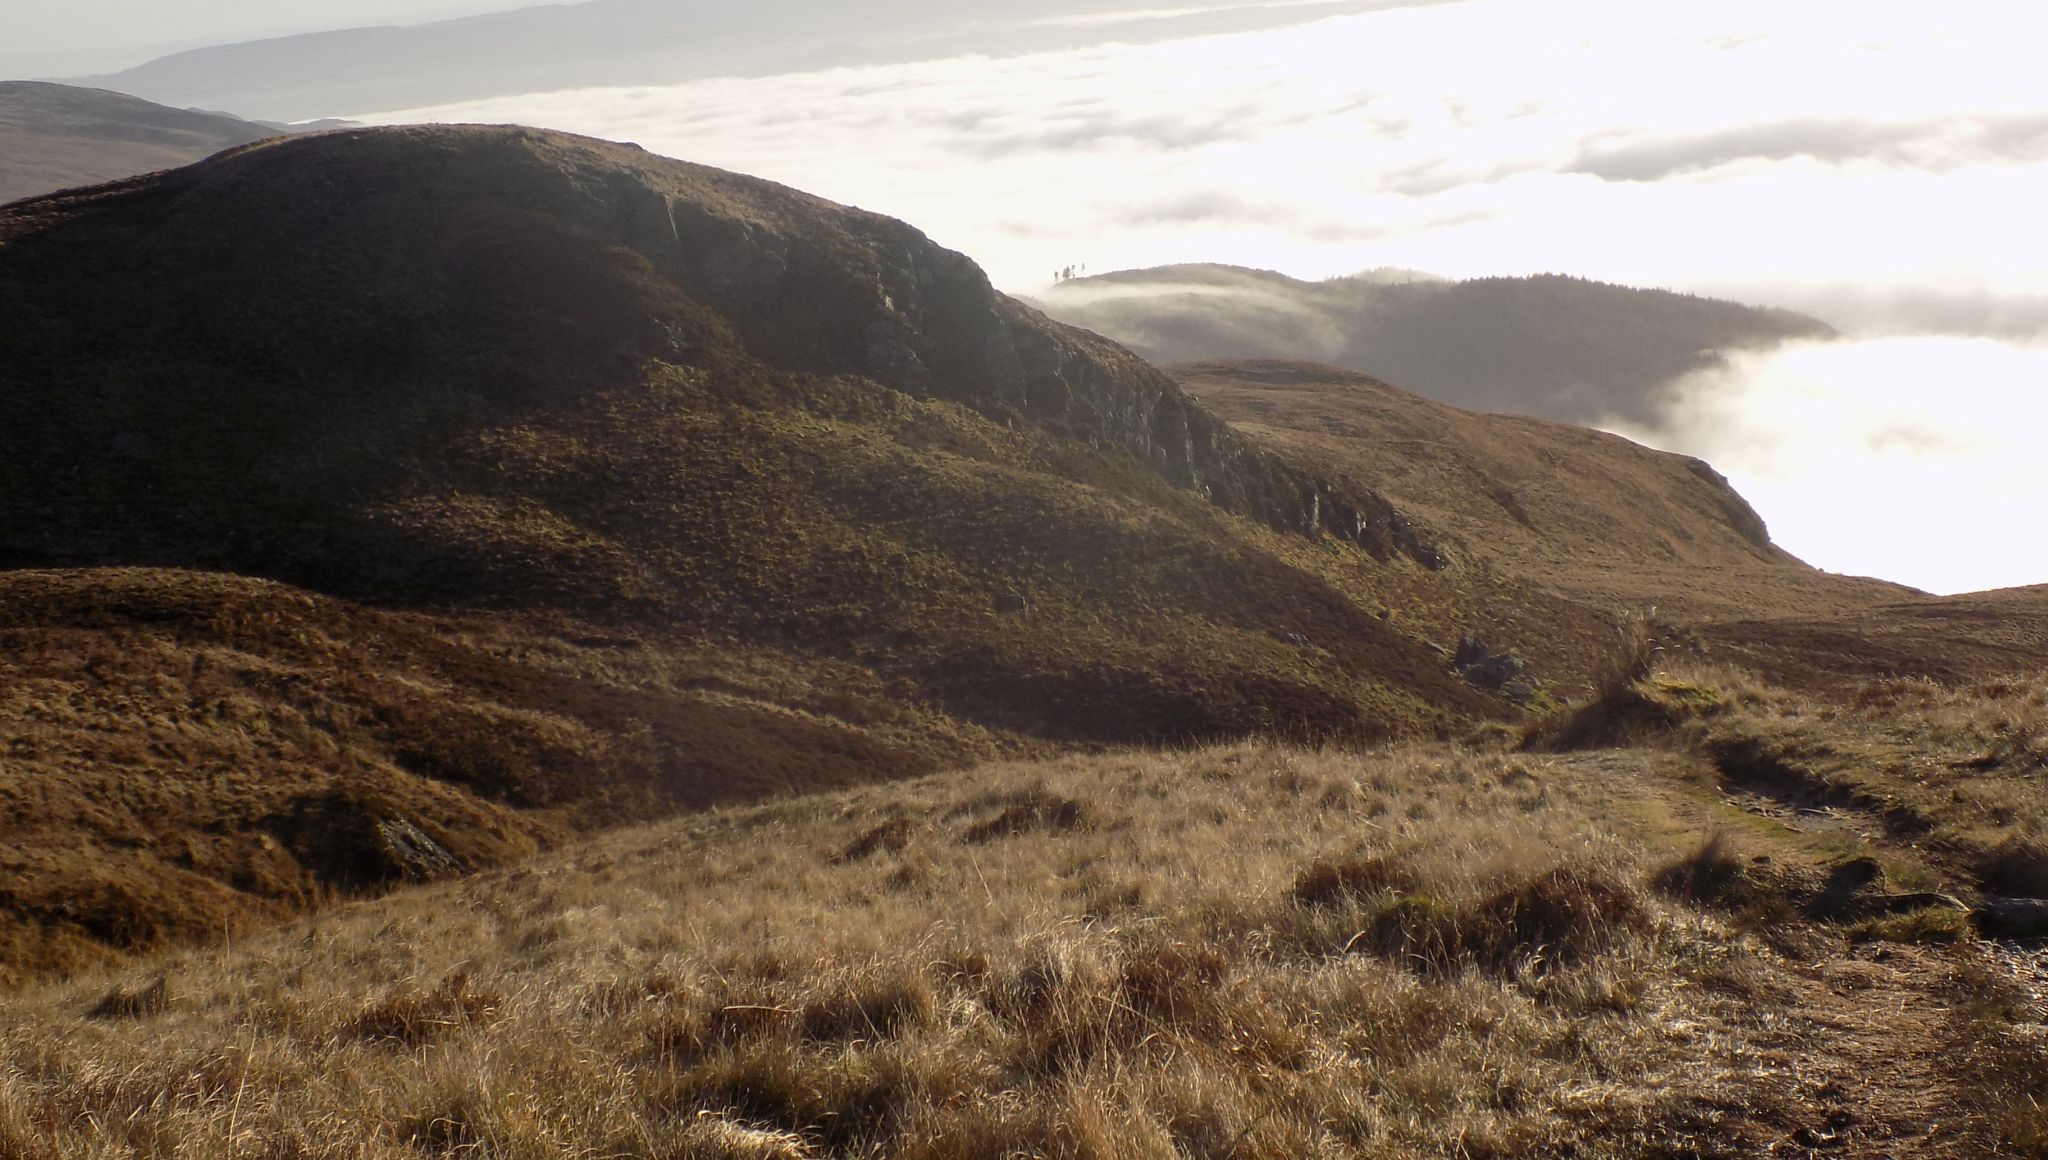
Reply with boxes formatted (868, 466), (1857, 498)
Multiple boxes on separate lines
(1974, 897), (2048, 939)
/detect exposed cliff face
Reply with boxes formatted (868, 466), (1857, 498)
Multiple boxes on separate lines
(1680, 456), (1777, 557)
(1168, 359), (1912, 623)
(490, 128), (1440, 564)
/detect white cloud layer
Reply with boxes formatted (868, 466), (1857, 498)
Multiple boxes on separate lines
(360, 0), (2048, 591)
(1614, 339), (2048, 596)
(359, 0), (2048, 297)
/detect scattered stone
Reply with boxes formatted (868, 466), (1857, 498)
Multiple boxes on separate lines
(374, 817), (467, 883)
(1873, 891), (1970, 915)
(1499, 679), (1538, 707)
(273, 794), (470, 889)
(1449, 634), (1530, 695)
(1453, 635), (1489, 669)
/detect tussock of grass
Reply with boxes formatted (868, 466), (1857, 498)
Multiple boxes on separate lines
(1948, 964), (2048, 1155)
(960, 792), (1092, 844)
(1850, 908), (1976, 946)
(1520, 618), (1704, 752)
(839, 817), (918, 862)
(83, 975), (170, 1022)
(349, 972), (505, 1044)
(1462, 865), (1648, 973)
(1594, 610), (1660, 703)
(1654, 831), (1767, 911)
(1289, 855), (1419, 907)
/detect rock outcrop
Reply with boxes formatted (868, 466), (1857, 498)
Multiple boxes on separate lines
(510, 129), (1441, 563)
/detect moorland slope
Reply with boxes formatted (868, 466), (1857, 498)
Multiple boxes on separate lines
(7, 660), (2047, 1157)
(1173, 359), (1911, 618)
(2, 125), (2042, 987)
(0, 125), (1513, 975)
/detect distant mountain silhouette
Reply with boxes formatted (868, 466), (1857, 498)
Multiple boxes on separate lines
(76, 0), (1417, 121)
(1034, 264), (1836, 426)
(0, 81), (279, 204)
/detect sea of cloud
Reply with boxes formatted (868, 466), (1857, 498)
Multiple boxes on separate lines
(359, 0), (2048, 592)
(1612, 338), (2048, 595)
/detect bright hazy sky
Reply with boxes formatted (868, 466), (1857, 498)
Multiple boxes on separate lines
(3, 0), (507, 74)
(352, 0), (2048, 594)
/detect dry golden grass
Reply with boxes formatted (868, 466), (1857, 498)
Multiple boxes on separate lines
(4, 738), (2041, 1158)
(1571, 662), (2048, 897)
(0, 566), (1020, 984)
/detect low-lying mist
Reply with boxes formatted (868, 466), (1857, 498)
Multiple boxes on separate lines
(1034, 268), (1830, 427)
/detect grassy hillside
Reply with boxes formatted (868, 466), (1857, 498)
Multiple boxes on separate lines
(3, 125), (2042, 995)
(1174, 359), (1913, 620)
(0, 126), (1527, 975)
(0, 82), (278, 205)
(1035, 265), (1834, 426)
(0, 125), (1502, 751)
(0, 567), (1015, 984)
(4, 655), (2044, 1157)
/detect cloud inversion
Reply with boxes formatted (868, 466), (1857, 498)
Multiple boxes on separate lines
(1614, 338), (2048, 595)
